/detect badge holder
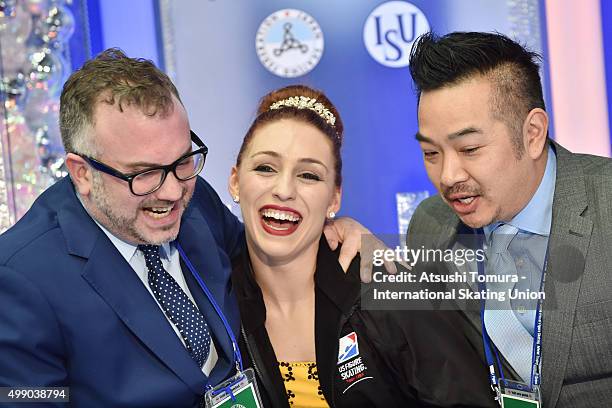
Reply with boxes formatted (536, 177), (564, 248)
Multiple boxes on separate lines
(499, 380), (541, 408)
(205, 368), (263, 408)
(178, 246), (262, 408)
(473, 229), (548, 408)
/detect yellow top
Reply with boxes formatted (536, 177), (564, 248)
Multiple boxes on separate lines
(278, 361), (329, 407)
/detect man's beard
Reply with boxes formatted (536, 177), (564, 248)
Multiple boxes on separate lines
(89, 172), (192, 245)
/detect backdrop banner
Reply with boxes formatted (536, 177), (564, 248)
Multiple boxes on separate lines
(148, 0), (544, 240)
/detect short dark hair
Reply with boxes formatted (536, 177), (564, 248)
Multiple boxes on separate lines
(409, 32), (546, 150)
(60, 48), (181, 155)
(236, 85), (343, 186)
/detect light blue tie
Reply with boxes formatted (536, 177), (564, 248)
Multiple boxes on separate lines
(484, 224), (533, 382)
(139, 245), (211, 368)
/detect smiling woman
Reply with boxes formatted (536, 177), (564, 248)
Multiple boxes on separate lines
(228, 85), (496, 407)
(230, 97), (341, 265)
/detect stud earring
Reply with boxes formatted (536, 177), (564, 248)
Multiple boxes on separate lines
(328, 211), (336, 219)
(232, 195), (240, 203)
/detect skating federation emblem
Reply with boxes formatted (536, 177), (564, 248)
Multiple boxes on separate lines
(256, 9), (324, 78)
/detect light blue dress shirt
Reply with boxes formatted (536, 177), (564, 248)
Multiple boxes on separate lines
(484, 145), (556, 336)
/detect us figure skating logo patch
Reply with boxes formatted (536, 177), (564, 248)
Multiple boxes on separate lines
(337, 332), (372, 392)
(337, 332), (359, 364)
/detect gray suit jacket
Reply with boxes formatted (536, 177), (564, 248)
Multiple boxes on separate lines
(406, 142), (612, 407)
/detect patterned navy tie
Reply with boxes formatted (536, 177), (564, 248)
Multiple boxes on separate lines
(139, 244), (211, 368)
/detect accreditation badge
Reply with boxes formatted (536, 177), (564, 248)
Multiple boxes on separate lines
(205, 368), (263, 408)
(499, 380), (541, 408)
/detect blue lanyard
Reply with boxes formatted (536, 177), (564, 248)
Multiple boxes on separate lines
(176, 243), (244, 374)
(473, 228), (546, 390)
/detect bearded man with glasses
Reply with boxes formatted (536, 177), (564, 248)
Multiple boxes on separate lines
(0, 49), (366, 408)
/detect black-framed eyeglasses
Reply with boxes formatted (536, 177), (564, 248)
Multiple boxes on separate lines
(81, 130), (208, 196)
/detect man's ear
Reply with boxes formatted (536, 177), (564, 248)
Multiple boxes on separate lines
(523, 108), (548, 160)
(228, 166), (239, 201)
(65, 153), (93, 196)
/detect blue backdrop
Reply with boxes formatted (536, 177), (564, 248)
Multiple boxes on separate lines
(68, 1), (554, 242)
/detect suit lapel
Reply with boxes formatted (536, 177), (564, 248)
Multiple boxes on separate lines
(57, 179), (208, 395)
(315, 238), (361, 403)
(436, 209), (523, 381)
(540, 144), (592, 407)
(177, 204), (240, 386)
(81, 237), (208, 394)
(421, 143), (592, 398)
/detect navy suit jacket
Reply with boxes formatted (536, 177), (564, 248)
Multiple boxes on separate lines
(0, 176), (244, 407)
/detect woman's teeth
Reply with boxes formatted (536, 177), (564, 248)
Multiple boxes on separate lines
(261, 209), (301, 222)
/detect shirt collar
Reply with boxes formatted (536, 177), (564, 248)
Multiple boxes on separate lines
(484, 145), (556, 239)
(97, 222), (139, 263)
(76, 193), (173, 262)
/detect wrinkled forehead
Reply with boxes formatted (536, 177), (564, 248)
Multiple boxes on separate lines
(91, 97), (191, 163)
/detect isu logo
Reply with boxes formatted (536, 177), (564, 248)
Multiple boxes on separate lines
(363, 1), (430, 68)
(255, 9), (324, 78)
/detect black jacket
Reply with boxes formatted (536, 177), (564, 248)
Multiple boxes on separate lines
(231, 237), (496, 407)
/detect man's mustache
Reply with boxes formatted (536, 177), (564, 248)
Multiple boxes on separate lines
(442, 183), (482, 199)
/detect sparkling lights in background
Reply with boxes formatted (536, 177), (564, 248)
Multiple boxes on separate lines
(0, 0), (73, 232)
